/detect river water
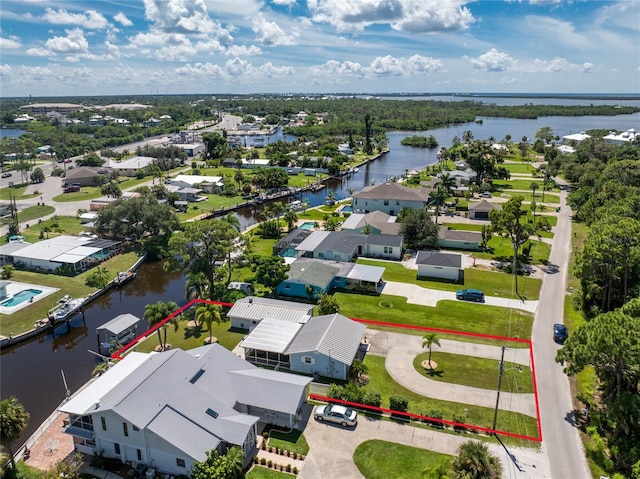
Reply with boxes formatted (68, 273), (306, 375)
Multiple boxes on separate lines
(1, 109), (639, 447)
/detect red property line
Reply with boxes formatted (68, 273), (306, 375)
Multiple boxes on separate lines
(109, 301), (542, 441)
(111, 299), (233, 360)
(309, 393), (541, 443)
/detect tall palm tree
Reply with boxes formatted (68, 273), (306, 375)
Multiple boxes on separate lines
(185, 272), (208, 301)
(223, 212), (242, 284)
(143, 301), (178, 351)
(429, 186), (449, 224)
(450, 441), (502, 479)
(0, 397), (29, 469)
(422, 333), (441, 369)
(196, 304), (222, 344)
(439, 172), (456, 196)
(284, 208), (298, 232)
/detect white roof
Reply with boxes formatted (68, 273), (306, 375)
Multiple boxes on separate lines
(107, 156), (155, 170)
(97, 313), (142, 335)
(562, 132), (591, 142)
(10, 236), (95, 262)
(60, 352), (149, 415)
(172, 175), (222, 186)
(240, 318), (302, 354)
(345, 263), (385, 283)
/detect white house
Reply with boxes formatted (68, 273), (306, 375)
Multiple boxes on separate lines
(352, 182), (430, 216)
(295, 230), (403, 261)
(562, 132), (591, 144)
(227, 296), (314, 330)
(105, 156), (155, 177)
(168, 174), (223, 194)
(603, 129), (638, 146)
(416, 250), (464, 282)
(340, 211), (400, 235)
(59, 344), (311, 473)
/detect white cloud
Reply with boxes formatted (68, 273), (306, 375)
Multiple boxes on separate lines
(310, 54), (442, 78)
(0, 35), (22, 49)
(225, 44), (262, 56)
(272, 0), (297, 5)
(528, 0), (562, 5)
(175, 58), (294, 80)
(21, 65), (56, 81)
(25, 47), (51, 57)
(114, 12), (133, 27)
(142, 0), (218, 34)
(42, 8), (109, 29)
(45, 28), (89, 54)
(466, 48), (516, 72)
(308, 0), (474, 33)
(252, 14), (297, 46)
(582, 62), (594, 74)
(176, 62), (226, 77)
(0, 64), (12, 77)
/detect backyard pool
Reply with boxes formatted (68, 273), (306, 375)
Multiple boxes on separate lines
(1, 289), (43, 307)
(280, 248), (298, 258)
(299, 221), (316, 230)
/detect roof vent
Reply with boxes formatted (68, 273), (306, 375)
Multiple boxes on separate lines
(249, 297), (253, 304)
(206, 408), (219, 419)
(190, 368), (205, 384)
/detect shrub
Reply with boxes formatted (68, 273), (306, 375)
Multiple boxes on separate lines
(389, 395), (409, 413)
(452, 413), (468, 432)
(261, 441), (266, 450)
(362, 391), (382, 408)
(267, 460), (273, 469)
(286, 464), (292, 473)
(292, 467), (298, 475)
(260, 458), (266, 466)
(427, 409), (445, 428)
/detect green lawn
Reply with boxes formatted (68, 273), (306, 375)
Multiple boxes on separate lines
(493, 179), (559, 192)
(176, 194), (247, 221)
(353, 440), (451, 479)
(0, 184), (39, 201)
(0, 205), (55, 224)
(266, 428), (310, 456)
(52, 187), (103, 202)
(472, 236), (551, 266)
(363, 355), (538, 435)
(1, 251), (142, 337)
(413, 351), (534, 393)
(495, 191), (560, 205)
(18, 216), (85, 243)
(336, 293), (533, 340)
(357, 258), (542, 300)
(246, 467), (292, 479)
(501, 163), (538, 175)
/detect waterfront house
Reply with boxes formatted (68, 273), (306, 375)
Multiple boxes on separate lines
(352, 182), (430, 216)
(59, 344), (311, 473)
(167, 174), (223, 194)
(295, 230), (403, 261)
(416, 250), (464, 282)
(241, 313), (366, 380)
(227, 296), (314, 331)
(438, 226), (482, 251)
(603, 128), (638, 146)
(340, 211), (401, 235)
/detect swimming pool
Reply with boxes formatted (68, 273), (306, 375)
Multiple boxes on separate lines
(280, 248), (298, 258)
(341, 206), (353, 213)
(299, 222), (316, 230)
(1, 289), (43, 307)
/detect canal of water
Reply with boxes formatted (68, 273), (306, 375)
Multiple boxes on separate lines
(2, 111), (639, 447)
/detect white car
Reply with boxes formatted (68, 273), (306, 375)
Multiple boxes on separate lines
(314, 404), (357, 427)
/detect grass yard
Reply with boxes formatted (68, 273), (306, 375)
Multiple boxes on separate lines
(495, 191), (560, 205)
(0, 184), (39, 201)
(336, 293), (533, 340)
(357, 258), (542, 300)
(493, 179), (559, 192)
(472, 236), (551, 267)
(413, 351), (534, 393)
(363, 355), (539, 436)
(246, 467), (292, 479)
(0, 205), (55, 225)
(266, 428), (310, 456)
(176, 194), (247, 221)
(501, 163), (539, 175)
(15, 216), (85, 244)
(353, 440), (451, 479)
(52, 186), (103, 202)
(1, 251), (142, 336)
(295, 204), (342, 221)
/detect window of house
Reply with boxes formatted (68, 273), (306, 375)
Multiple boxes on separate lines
(137, 449), (142, 461)
(383, 200), (389, 206)
(101, 417), (107, 431)
(396, 201), (400, 205)
(302, 356), (314, 365)
(132, 425), (139, 431)
(285, 284), (291, 289)
(114, 443), (121, 455)
(176, 458), (186, 468)
(318, 253), (324, 258)
(384, 247), (392, 254)
(123, 423), (128, 437)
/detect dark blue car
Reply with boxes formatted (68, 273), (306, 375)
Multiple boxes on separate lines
(553, 323), (568, 344)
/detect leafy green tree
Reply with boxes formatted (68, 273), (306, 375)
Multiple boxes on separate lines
(76, 153), (105, 167)
(556, 300), (640, 474)
(85, 267), (110, 289)
(191, 446), (244, 479)
(252, 167), (288, 190)
(143, 300), (179, 351)
(490, 196), (535, 297)
(535, 126), (555, 145)
(423, 457), (452, 479)
(252, 256), (290, 291)
(399, 209), (439, 250)
(349, 359), (369, 383)
(0, 397), (29, 469)
(422, 333), (441, 369)
(450, 441), (502, 479)
(316, 293), (340, 315)
(101, 181), (122, 198)
(30, 167), (45, 183)
(15, 159), (32, 184)
(166, 219), (236, 300)
(364, 113), (373, 155)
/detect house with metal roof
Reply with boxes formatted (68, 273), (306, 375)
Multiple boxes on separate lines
(167, 174), (223, 194)
(227, 296), (314, 330)
(241, 313), (366, 380)
(276, 258), (385, 299)
(438, 226), (482, 251)
(295, 230), (403, 261)
(340, 211), (401, 235)
(59, 344), (311, 474)
(352, 181), (430, 215)
(105, 156), (155, 177)
(416, 250), (464, 282)
(468, 200), (501, 220)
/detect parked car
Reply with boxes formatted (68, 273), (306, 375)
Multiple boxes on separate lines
(1, 172), (12, 178)
(314, 404), (357, 427)
(479, 192), (492, 198)
(553, 323), (568, 344)
(63, 185), (80, 193)
(456, 288), (485, 302)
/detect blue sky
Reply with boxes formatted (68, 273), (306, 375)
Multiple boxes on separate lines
(0, 0), (638, 97)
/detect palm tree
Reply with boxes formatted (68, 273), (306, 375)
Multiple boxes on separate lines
(224, 212), (241, 234)
(422, 333), (441, 369)
(185, 271), (208, 301)
(429, 186), (449, 224)
(530, 181), (538, 200)
(0, 397), (29, 469)
(349, 359), (369, 383)
(143, 301), (178, 351)
(439, 172), (456, 196)
(423, 457), (452, 479)
(450, 441), (502, 479)
(196, 304), (222, 343)
(284, 208), (298, 232)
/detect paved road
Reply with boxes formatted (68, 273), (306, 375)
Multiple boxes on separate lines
(532, 188), (590, 478)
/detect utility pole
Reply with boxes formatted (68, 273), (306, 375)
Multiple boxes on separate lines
(492, 345), (506, 433)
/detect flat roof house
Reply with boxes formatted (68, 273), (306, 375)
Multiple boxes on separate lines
(241, 313), (366, 380)
(59, 344), (311, 474)
(352, 182), (430, 216)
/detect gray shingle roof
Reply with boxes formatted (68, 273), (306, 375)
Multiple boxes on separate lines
(352, 182), (429, 202)
(438, 227), (483, 243)
(285, 314), (366, 366)
(286, 260), (341, 289)
(469, 200), (501, 212)
(416, 250), (463, 268)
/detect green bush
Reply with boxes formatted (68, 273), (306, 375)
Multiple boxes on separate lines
(362, 391), (382, 408)
(389, 395), (409, 413)
(427, 409), (445, 428)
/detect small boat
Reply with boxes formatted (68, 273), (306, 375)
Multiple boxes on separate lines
(115, 271), (136, 286)
(58, 295), (72, 304)
(353, 167), (359, 173)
